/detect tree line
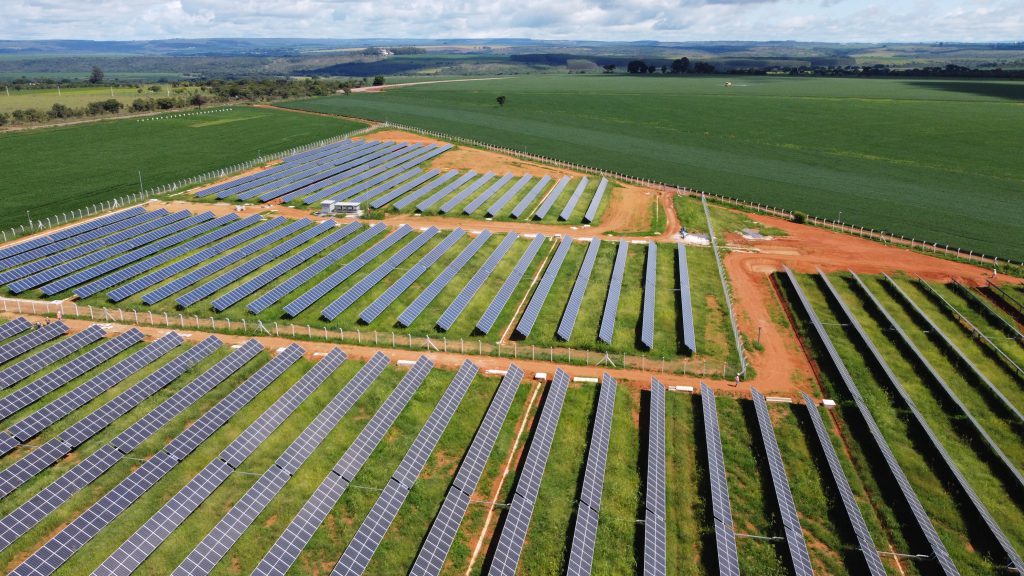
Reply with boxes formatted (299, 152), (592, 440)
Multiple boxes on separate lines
(622, 58), (716, 74)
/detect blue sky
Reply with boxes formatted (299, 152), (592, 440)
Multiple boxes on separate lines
(1, 0), (1020, 42)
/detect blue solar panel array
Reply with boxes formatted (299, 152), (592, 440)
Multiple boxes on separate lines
(701, 383), (740, 576)
(567, 373), (616, 576)
(247, 222), (386, 314)
(269, 141), (399, 203)
(598, 241), (628, 344)
(784, 268), (959, 576)
(283, 224), (413, 318)
(252, 356), (433, 576)
(0, 206), (147, 260)
(325, 145), (452, 204)
(396, 169), (460, 211)
(334, 360), (478, 575)
(533, 176), (570, 220)
(411, 364), (524, 575)
(515, 235), (573, 338)
(368, 169), (440, 210)
(0, 321), (68, 365)
(414, 170), (476, 212)
(557, 238), (601, 341)
(463, 172), (514, 215)
(176, 219), (334, 308)
(486, 174), (533, 217)
(398, 230), (492, 328)
(509, 175), (551, 219)
(295, 143), (411, 204)
(677, 243), (696, 354)
(643, 378), (666, 576)
(441, 171), (494, 214)
(0, 324), (105, 390)
(559, 177), (589, 221)
(640, 242), (656, 350)
(378, 167), (451, 210)
(0, 318), (32, 343)
(107, 214), (268, 302)
(475, 234), (545, 335)
(321, 226), (439, 320)
(360, 228), (465, 324)
(213, 221), (361, 312)
(489, 368), (569, 576)
(583, 178), (608, 223)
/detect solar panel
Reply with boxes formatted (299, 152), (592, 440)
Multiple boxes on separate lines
(784, 268), (959, 576)
(567, 373), (616, 576)
(411, 364), (524, 575)
(141, 217), (300, 305)
(800, 393), (886, 575)
(515, 235), (573, 338)
(176, 220), (334, 308)
(5, 330), (172, 440)
(103, 214), (264, 303)
(320, 226), (439, 320)
(476, 234), (545, 335)
(214, 222), (359, 312)
(509, 175), (552, 219)
(398, 231), (491, 327)
(0, 328), (142, 426)
(295, 143), (411, 204)
(583, 178), (608, 223)
(395, 169), (460, 211)
(821, 272), (1023, 572)
(252, 356), (433, 576)
(0, 318), (31, 342)
(326, 146), (446, 204)
(557, 238), (601, 341)
(559, 177), (589, 221)
(73, 214), (246, 298)
(441, 172), (494, 214)
(0, 324), (104, 390)
(701, 383), (740, 576)
(93, 347), (341, 576)
(372, 166), (447, 209)
(0, 209), (171, 281)
(677, 243), (696, 354)
(489, 368), (570, 576)
(640, 242), (656, 350)
(750, 388), (813, 576)
(598, 241), (628, 344)
(533, 176), (570, 220)
(413, 170), (476, 212)
(436, 232), (519, 331)
(0, 438), (73, 499)
(486, 174), (533, 217)
(283, 224), (414, 318)
(247, 222), (385, 314)
(249, 143), (389, 202)
(463, 172), (513, 215)
(0, 321), (68, 365)
(352, 167), (424, 205)
(882, 273), (1024, 424)
(8, 210), (203, 293)
(848, 272), (1024, 493)
(174, 352), (388, 576)
(360, 228), (465, 323)
(0, 206), (147, 260)
(643, 378), (666, 576)
(367, 168), (440, 209)
(334, 360), (477, 575)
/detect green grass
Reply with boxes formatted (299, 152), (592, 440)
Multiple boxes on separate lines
(282, 75), (1024, 260)
(0, 106), (364, 232)
(0, 84), (174, 114)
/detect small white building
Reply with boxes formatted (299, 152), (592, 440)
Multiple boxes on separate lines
(320, 200), (362, 217)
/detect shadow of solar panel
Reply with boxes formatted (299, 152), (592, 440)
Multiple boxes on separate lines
(360, 229), (465, 324)
(248, 222), (386, 314)
(321, 227), (439, 320)
(784, 268), (958, 576)
(107, 214), (266, 302)
(559, 177), (589, 221)
(510, 175), (551, 219)
(486, 174), (533, 217)
(533, 176), (570, 220)
(557, 238), (601, 341)
(174, 352), (388, 576)
(598, 241), (628, 344)
(283, 224), (413, 317)
(640, 242), (657, 350)
(464, 172), (513, 215)
(583, 178), (608, 224)
(476, 234), (545, 334)
(643, 378), (666, 576)
(515, 235), (573, 338)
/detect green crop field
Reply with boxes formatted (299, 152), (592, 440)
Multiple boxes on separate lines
(0, 107), (364, 233)
(282, 75), (1024, 260)
(0, 84), (175, 114)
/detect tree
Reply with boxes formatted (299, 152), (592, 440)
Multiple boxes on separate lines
(670, 57), (690, 74)
(372, 76), (385, 86)
(602, 64), (616, 73)
(341, 85), (352, 95)
(627, 60), (648, 74)
(190, 92), (208, 108)
(496, 95), (506, 107)
(0, 112), (10, 126)
(693, 62), (716, 74)
(660, 65), (668, 74)
(89, 66), (104, 84)
(49, 103), (72, 119)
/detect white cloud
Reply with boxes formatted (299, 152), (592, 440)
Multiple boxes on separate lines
(0, 0), (1019, 41)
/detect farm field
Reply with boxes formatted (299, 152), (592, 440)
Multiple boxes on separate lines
(0, 107), (364, 233)
(0, 84), (174, 114)
(282, 75), (1024, 260)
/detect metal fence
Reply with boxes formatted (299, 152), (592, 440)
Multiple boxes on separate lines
(702, 193), (747, 379)
(0, 296), (740, 378)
